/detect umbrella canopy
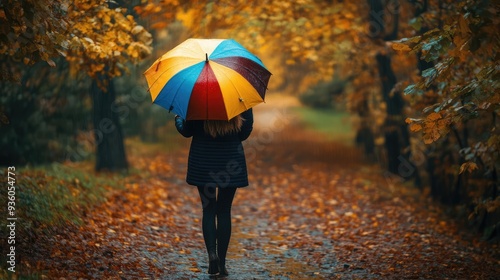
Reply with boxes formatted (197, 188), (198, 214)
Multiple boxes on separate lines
(144, 38), (272, 120)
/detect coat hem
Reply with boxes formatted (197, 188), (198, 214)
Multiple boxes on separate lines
(186, 180), (249, 188)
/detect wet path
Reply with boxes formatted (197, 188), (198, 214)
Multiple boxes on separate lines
(143, 98), (369, 279)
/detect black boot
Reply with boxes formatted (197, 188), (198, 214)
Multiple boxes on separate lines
(219, 260), (228, 276)
(208, 251), (219, 275)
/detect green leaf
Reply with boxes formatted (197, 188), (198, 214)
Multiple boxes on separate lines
(422, 67), (438, 87)
(420, 34), (452, 62)
(422, 67), (436, 78)
(404, 84), (417, 95)
(404, 84), (425, 95)
(409, 17), (422, 31)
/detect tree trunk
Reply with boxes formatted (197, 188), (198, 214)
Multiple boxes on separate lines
(354, 98), (376, 160)
(367, 0), (412, 178)
(375, 53), (408, 174)
(90, 78), (128, 172)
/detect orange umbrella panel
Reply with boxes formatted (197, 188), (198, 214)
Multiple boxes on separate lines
(144, 39), (272, 120)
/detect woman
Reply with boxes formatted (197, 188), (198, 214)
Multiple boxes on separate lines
(175, 108), (253, 276)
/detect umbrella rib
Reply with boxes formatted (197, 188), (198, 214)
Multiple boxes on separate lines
(217, 68), (248, 112)
(147, 59), (201, 95)
(165, 77), (188, 116)
(148, 64), (177, 90)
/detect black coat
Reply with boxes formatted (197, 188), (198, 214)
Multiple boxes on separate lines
(175, 109), (253, 188)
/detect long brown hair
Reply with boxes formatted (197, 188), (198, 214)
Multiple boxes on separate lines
(204, 115), (244, 138)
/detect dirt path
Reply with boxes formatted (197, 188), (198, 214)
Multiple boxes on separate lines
(36, 95), (499, 279)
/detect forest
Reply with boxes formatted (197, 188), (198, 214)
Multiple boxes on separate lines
(0, 0), (498, 279)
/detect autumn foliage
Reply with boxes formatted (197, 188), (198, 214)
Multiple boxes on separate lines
(395, 0), (499, 234)
(0, 0), (499, 278)
(66, 1), (152, 80)
(0, 0), (152, 82)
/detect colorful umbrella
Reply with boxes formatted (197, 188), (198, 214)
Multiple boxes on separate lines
(144, 38), (272, 120)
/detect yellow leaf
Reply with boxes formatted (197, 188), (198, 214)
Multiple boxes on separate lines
(83, 37), (95, 45)
(176, 9), (198, 30)
(188, 267), (201, 272)
(459, 162), (478, 174)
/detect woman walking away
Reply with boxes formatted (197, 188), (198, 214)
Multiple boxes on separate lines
(175, 108), (254, 277)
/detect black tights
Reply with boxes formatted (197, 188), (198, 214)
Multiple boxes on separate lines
(197, 186), (237, 268)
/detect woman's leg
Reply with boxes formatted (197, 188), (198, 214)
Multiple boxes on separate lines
(197, 186), (219, 274)
(216, 187), (237, 274)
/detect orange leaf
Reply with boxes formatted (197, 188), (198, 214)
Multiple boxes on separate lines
(409, 123), (422, 132)
(392, 42), (411, 52)
(427, 112), (441, 121)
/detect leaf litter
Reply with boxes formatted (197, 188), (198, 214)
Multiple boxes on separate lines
(16, 103), (500, 279)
